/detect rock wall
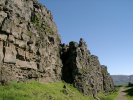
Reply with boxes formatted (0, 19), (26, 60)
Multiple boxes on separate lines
(61, 38), (114, 96)
(0, 0), (114, 97)
(101, 65), (114, 92)
(0, 0), (62, 84)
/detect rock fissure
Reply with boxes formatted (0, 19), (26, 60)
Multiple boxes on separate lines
(0, 0), (114, 96)
(60, 39), (114, 96)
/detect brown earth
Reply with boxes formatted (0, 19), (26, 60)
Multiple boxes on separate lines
(117, 87), (127, 100)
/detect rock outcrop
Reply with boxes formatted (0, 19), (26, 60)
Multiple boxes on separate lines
(0, 0), (62, 83)
(0, 0), (114, 97)
(101, 65), (114, 92)
(61, 38), (114, 96)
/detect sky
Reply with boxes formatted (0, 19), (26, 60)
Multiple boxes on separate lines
(38, 0), (133, 75)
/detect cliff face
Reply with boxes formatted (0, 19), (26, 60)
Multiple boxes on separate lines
(0, 0), (114, 96)
(0, 0), (62, 83)
(61, 39), (114, 96)
(101, 65), (114, 92)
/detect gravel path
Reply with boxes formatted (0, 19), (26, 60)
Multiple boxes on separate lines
(117, 87), (127, 100)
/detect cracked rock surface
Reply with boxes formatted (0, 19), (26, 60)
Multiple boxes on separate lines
(0, 0), (114, 96)
(61, 38), (114, 96)
(0, 0), (62, 83)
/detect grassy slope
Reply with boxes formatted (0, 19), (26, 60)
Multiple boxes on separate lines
(127, 96), (133, 100)
(98, 87), (119, 100)
(99, 92), (118, 100)
(0, 81), (119, 100)
(124, 86), (133, 100)
(0, 81), (94, 100)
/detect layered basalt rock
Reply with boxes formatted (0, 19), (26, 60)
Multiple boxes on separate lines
(101, 65), (114, 92)
(61, 38), (114, 96)
(0, 0), (62, 83)
(0, 0), (114, 97)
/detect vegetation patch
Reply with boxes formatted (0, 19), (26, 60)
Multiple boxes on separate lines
(98, 87), (119, 100)
(26, 30), (33, 37)
(124, 83), (133, 100)
(98, 92), (118, 100)
(31, 12), (54, 35)
(0, 81), (94, 100)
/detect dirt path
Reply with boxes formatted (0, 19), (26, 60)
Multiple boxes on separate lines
(117, 87), (127, 100)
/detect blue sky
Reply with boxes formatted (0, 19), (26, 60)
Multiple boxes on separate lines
(39, 0), (133, 75)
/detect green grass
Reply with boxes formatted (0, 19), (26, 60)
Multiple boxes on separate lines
(112, 85), (133, 100)
(98, 87), (119, 100)
(127, 96), (133, 100)
(0, 81), (121, 100)
(0, 81), (94, 100)
(124, 86), (133, 100)
(98, 92), (118, 100)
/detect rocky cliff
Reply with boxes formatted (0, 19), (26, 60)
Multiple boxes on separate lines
(0, 0), (114, 97)
(61, 39), (114, 96)
(0, 0), (62, 83)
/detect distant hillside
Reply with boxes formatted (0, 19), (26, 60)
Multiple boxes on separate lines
(111, 75), (133, 85)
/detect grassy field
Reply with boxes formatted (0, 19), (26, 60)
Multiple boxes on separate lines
(0, 81), (94, 100)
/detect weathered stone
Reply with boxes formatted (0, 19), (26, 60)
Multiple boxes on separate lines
(25, 51), (35, 61)
(0, 11), (7, 27)
(101, 65), (114, 92)
(0, 0), (6, 5)
(1, 19), (12, 34)
(8, 35), (15, 43)
(0, 34), (7, 41)
(16, 48), (25, 60)
(29, 44), (37, 53)
(22, 33), (30, 41)
(11, 25), (22, 39)
(0, 41), (3, 62)
(0, 0), (62, 83)
(61, 38), (114, 96)
(0, 0), (114, 97)
(16, 60), (37, 70)
(4, 44), (17, 64)
(0, 64), (17, 84)
(15, 39), (26, 49)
